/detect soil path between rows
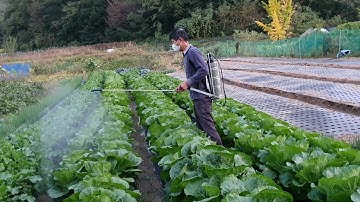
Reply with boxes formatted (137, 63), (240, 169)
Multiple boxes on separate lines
(130, 100), (164, 202)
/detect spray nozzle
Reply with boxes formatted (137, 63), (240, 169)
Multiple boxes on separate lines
(91, 89), (103, 92)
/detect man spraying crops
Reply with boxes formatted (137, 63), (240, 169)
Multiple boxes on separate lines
(169, 27), (223, 145)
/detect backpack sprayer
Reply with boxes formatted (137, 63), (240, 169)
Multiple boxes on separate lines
(205, 53), (226, 100)
(92, 53), (226, 101)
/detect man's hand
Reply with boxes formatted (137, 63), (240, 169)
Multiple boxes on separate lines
(176, 81), (189, 93)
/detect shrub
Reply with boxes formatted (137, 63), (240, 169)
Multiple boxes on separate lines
(336, 21), (360, 30)
(84, 57), (102, 72)
(291, 6), (326, 37)
(233, 30), (268, 42)
(3, 36), (17, 55)
(175, 5), (217, 38)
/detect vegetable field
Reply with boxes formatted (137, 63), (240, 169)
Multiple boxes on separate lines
(0, 66), (359, 202)
(0, 81), (44, 119)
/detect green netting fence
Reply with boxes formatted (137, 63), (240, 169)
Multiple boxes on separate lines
(200, 30), (360, 58)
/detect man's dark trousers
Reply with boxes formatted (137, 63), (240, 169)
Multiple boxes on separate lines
(193, 97), (223, 145)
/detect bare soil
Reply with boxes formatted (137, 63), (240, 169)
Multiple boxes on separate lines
(220, 58), (360, 70)
(333, 134), (359, 144)
(36, 195), (52, 202)
(130, 101), (164, 202)
(223, 68), (360, 85)
(223, 78), (360, 116)
(218, 58), (360, 116)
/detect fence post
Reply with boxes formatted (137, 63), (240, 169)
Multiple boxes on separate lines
(338, 29), (342, 53)
(322, 34), (324, 57)
(227, 41), (230, 56)
(299, 38), (301, 59)
(315, 34), (317, 58)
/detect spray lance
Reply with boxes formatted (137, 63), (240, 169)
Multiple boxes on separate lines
(92, 53), (226, 101)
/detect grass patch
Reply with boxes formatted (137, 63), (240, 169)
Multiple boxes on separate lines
(5, 42), (181, 76)
(32, 58), (84, 75)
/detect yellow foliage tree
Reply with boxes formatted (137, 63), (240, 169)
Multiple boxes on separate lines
(255, 0), (294, 41)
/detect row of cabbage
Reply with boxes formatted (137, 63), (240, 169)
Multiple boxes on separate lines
(0, 127), (42, 201)
(0, 77), (83, 201)
(48, 71), (142, 201)
(124, 71), (293, 201)
(0, 70), (142, 201)
(145, 72), (360, 202)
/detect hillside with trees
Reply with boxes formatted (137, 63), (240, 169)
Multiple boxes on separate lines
(0, 0), (359, 51)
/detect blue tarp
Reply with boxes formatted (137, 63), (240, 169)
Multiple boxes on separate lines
(2, 63), (31, 77)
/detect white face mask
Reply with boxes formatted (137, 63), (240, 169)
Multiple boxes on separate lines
(172, 43), (180, 52)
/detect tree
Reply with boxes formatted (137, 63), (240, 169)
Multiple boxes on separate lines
(255, 0), (294, 40)
(58, 0), (107, 45)
(106, 0), (137, 29)
(28, 0), (49, 49)
(0, 0), (357, 49)
(291, 6), (326, 36)
(300, 0), (359, 21)
(129, 0), (217, 38)
(41, 0), (71, 46)
(2, 0), (33, 50)
(3, 36), (17, 54)
(2, 0), (54, 50)
(216, 0), (264, 34)
(103, 0), (139, 41)
(176, 5), (217, 38)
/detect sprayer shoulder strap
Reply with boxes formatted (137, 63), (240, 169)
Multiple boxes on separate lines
(186, 52), (210, 93)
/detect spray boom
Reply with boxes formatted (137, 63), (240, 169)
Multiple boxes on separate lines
(91, 88), (213, 96)
(91, 89), (175, 93)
